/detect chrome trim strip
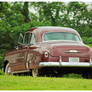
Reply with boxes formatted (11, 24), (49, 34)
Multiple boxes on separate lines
(64, 50), (81, 53)
(40, 62), (59, 66)
(39, 62), (91, 67)
(90, 58), (92, 65)
(59, 56), (62, 65)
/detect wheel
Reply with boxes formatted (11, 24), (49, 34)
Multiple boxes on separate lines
(82, 73), (92, 79)
(87, 73), (92, 79)
(5, 63), (12, 75)
(32, 69), (38, 77)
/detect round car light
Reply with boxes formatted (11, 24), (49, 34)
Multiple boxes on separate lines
(44, 51), (49, 58)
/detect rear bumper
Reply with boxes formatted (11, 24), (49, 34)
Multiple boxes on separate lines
(39, 62), (92, 67)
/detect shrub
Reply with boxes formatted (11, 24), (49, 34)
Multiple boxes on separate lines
(88, 44), (92, 48)
(82, 37), (92, 44)
(63, 73), (82, 79)
(0, 53), (4, 69)
(0, 69), (5, 75)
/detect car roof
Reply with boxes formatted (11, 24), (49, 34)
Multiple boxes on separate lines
(28, 26), (82, 42)
(28, 26), (78, 34)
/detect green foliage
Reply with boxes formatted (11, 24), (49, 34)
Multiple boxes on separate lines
(63, 73), (83, 79)
(82, 37), (92, 44)
(0, 53), (4, 69)
(0, 2), (92, 69)
(88, 44), (92, 48)
(0, 69), (5, 75)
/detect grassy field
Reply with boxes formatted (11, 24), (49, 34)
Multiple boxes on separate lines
(0, 75), (92, 90)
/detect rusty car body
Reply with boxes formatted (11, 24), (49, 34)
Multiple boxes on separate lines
(4, 26), (92, 77)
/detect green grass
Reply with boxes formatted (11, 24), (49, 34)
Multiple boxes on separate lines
(0, 75), (92, 90)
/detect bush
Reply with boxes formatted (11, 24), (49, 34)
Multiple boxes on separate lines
(88, 44), (92, 48)
(0, 53), (4, 69)
(63, 73), (82, 79)
(0, 69), (5, 75)
(82, 37), (92, 44)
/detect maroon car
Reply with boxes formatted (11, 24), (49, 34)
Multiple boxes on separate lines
(4, 26), (92, 77)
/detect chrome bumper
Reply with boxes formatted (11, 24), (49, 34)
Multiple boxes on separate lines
(39, 62), (92, 67)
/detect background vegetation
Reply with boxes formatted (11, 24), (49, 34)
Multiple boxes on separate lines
(0, 2), (92, 69)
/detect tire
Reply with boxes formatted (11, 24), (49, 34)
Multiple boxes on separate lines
(82, 73), (92, 79)
(32, 69), (38, 77)
(87, 73), (92, 79)
(5, 63), (12, 75)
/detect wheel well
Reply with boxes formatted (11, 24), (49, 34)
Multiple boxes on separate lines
(4, 60), (9, 72)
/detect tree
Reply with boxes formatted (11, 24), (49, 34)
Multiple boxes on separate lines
(22, 2), (30, 22)
(0, 2), (92, 69)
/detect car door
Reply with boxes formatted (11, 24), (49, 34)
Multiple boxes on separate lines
(11, 33), (31, 72)
(26, 33), (41, 69)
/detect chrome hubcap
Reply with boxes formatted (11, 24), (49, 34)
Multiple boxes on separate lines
(7, 67), (11, 73)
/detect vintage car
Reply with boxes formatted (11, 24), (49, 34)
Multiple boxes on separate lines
(4, 26), (92, 77)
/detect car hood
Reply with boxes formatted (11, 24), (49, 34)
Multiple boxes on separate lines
(40, 40), (91, 57)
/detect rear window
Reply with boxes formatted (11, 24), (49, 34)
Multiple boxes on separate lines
(43, 32), (80, 42)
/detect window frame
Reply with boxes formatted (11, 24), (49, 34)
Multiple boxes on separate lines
(30, 33), (36, 45)
(23, 32), (36, 46)
(23, 33), (31, 45)
(42, 32), (81, 42)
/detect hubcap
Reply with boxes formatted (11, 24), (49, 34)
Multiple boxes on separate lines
(7, 67), (11, 73)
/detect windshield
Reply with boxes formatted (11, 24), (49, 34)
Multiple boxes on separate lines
(43, 32), (80, 42)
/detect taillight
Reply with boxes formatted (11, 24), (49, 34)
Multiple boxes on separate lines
(44, 51), (49, 58)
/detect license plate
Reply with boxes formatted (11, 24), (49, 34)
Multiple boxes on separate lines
(69, 57), (79, 63)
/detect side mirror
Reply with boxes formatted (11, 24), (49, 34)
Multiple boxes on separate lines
(14, 45), (18, 50)
(18, 33), (23, 45)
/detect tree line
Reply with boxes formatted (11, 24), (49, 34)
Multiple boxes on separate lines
(0, 2), (92, 68)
